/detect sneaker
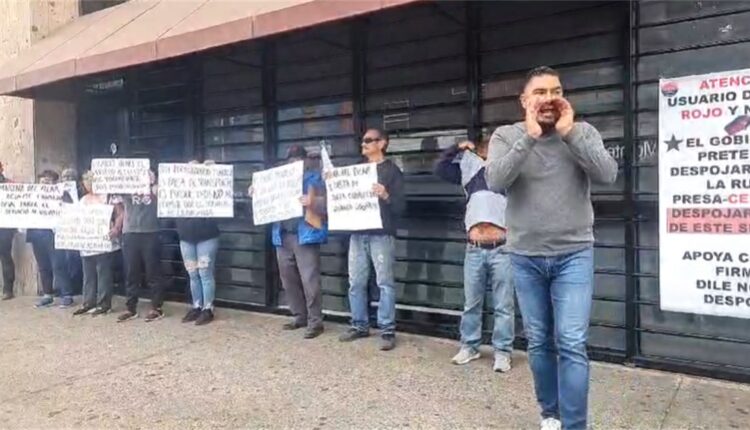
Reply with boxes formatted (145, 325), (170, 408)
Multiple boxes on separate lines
(379, 334), (396, 351)
(59, 297), (74, 309)
(493, 352), (512, 373)
(338, 328), (369, 342)
(90, 308), (111, 317)
(73, 306), (93, 316)
(144, 309), (165, 322)
(35, 296), (54, 308)
(451, 347), (481, 365)
(303, 325), (324, 339)
(195, 309), (214, 326)
(116, 311), (138, 323)
(282, 321), (306, 331)
(540, 418), (562, 430)
(1, 293), (13, 301)
(182, 308), (202, 323)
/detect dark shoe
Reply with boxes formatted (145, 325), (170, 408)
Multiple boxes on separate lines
(59, 296), (74, 309)
(73, 306), (93, 316)
(182, 308), (202, 323)
(35, 296), (54, 308)
(282, 321), (306, 331)
(90, 307), (111, 317)
(338, 328), (369, 342)
(380, 334), (396, 351)
(144, 308), (164, 322)
(1, 293), (13, 301)
(303, 326), (324, 339)
(117, 311), (138, 323)
(195, 309), (214, 326)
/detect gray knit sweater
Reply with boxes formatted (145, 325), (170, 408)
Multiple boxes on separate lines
(485, 121), (617, 256)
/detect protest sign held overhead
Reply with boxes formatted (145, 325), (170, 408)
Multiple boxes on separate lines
(0, 183), (64, 229)
(55, 203), (115, 254)
(659, 68), (750, 319)
(91, 158), (150, 195)
(326, 163), (382, 231)
(158, 163), (234, 218)
(252, 161), (304, 225)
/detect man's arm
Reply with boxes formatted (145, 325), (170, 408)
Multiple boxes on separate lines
(564, 122), (618, 184)
(433, 144), (461, 185)
(384, 166), (406, 216)
(485, 126), (536, 191)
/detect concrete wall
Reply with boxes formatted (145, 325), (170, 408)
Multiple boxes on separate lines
(0, 0), (80, 296)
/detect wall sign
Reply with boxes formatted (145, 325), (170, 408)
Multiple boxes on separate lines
(659, 69), (750, 318)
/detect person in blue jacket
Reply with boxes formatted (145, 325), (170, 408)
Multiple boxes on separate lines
(251, 145), (328, 339)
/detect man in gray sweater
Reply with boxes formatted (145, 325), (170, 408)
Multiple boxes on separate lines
(485, 66), (617, 430)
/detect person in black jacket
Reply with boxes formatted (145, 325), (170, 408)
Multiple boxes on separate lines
(176, 160), (222, 326)
(338, 128), (405, 351)
(0, 162), (15, 300)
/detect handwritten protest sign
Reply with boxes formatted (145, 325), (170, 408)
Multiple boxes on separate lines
(55, 203), (115, 253)
(158, 163), (234, 218)
(91, 158), (150, 194)
(60, 181), (78, 203)
(0, 183), (64, 229)
(252, 161), (303, 225)
(326, 163), (382, 231)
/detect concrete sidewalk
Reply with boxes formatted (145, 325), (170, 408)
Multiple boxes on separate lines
(0, 297), (747, 429)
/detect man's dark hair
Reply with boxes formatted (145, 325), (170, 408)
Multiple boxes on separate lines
(38, 170), (59, 182)
(286, 144), (308, 160)
(523, 66), (560, 90)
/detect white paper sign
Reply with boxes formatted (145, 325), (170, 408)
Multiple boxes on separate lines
(326, 163), (382, 231)
(658, 69), (750, 319)
(91, 158), (150, 194)
(157, 163), (234, 218)
(252, 161), (304, 225)
(55, 203), (115, 253)
(60, 181), (78, 203)
(0, 183), (63, 229)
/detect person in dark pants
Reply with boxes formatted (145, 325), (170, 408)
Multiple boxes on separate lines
(337, 128), (406, 351)
(29, 170), (75, 308)
(178, 160), (222, 327)
(72, 170), (124, 317)
(0, 162), (16, 300)
(116, 169), (165, 323)
(252, 145), (328, 339)
(60, 168), (83, 295)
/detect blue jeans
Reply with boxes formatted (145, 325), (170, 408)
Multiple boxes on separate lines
(348, 234), (396, 335)
(511, 247), (594, 430)
(460, 245), (515, 354)
(179, 238), (219, 310)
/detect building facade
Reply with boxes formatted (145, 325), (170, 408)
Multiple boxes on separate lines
(1, 0), (749, 382)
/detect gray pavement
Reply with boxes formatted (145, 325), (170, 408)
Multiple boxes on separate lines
(0, 297), (748, 429)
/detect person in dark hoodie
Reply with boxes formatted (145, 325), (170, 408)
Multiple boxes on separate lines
(29, 170), (75, 308)
(177, 160), (222, 326)
(434, 137), (514, 373)
(0, 162), (16, 300)
(337, 128), (405, 351)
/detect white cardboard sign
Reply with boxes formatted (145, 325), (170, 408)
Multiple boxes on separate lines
(0, 183), (64, 229)
(157, 163), (234, 218)
(326, 163), (382, 231)
(54, 203), (115, 253)
(91, 158), (150, 195)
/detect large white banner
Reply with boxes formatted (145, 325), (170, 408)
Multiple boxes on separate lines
(252, 161), (304, 225)
(0, 183), (64, 229)
(659, 69), (750, 318)
(91, 158), (150, 195)
(55, 203), (115, 253)
(326, 163), (382, 231)
(158, 163), (234, 218)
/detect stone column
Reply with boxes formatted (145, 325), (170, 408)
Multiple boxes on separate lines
(0, 0), (80, 296)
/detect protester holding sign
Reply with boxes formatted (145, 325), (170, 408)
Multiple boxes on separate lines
(72, 171), (124, 317)
(485, 66), (617, 430)
(0, 162), (15, 301)
(116, 169), (166, 323)
(250, 146), (328, 339)
(28, 170), (75, 309)
(60, 167), (83, 295)
(176, 160), (222, 327)
(337, 128), (405, 351)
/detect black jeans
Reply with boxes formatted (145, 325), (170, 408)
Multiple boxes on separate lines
(0, 229), (15, 296)
(122, 232), (164, 313)
(82, 252), (114, 310)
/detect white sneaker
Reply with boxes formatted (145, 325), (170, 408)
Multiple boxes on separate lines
(540, 417), (561, 430)
(451, 347), (480, 365)
(493, 351), (512, 373)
